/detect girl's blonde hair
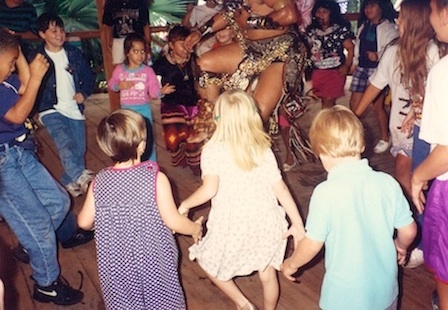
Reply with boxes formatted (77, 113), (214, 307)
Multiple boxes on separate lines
(309, 105), (365, 158)
(207, 90), (271, 171)
(97, 109), (147, 162)
(398, 0), (434, 97)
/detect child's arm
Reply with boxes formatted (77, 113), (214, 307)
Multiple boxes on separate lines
(412, 145), (448, 213)
(73, 49), (96, 103)
(4, 53), (49, 124)
(272, 179), (305, 247)
(395, 221), (417, 265)
(178, 174), (219, 215)
(281, 236), (324, 281)
(339, 38), (354, 76)
(16, 48), (30, 93)
(157, 172), (203, 242)
(108, 66), (134, 92)
(353, 84), (382, 117)
(77, 183), (95, 231)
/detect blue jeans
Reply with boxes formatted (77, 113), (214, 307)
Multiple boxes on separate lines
(40, 112), (86, 186)
(56, 210), (77, 243)
(0, 145), (70, 286)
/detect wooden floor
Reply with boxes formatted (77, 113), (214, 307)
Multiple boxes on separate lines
(0, 80), (436, 309)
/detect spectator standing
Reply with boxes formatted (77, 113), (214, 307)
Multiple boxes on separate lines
(30, 13), (96, 197)
(307, 0), (354, 109)
(102, 0), (151, 65)
(349, 0), (398, 154)
(0, 0), (38, 56)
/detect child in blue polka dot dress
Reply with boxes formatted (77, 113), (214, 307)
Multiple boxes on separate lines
(178, 90), (305, 310)
(77, 109), (203, 309)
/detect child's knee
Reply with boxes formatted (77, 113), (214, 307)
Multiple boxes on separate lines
(258, 266), (277, 283)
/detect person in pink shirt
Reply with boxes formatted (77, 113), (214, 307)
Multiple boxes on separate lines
(109, 33), (174, 161)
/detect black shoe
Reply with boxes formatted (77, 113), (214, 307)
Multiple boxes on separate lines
(61, 229), (94, 249)
(33, 277), (84, 305)
(12, 244), (30, 264)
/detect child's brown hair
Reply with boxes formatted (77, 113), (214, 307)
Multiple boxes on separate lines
(97, 109), (148, 162)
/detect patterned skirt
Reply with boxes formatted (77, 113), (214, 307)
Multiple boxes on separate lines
(161, 103), (201, 173)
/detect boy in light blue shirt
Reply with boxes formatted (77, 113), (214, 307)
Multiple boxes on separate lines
(281, 106), (417, 310)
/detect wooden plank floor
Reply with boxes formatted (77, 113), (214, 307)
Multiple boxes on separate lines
(0, 79), (435, 309)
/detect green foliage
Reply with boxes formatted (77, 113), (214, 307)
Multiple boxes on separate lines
(149, 0), (194, 26)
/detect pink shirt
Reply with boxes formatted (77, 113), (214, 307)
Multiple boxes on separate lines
(109, 64), (161, 106)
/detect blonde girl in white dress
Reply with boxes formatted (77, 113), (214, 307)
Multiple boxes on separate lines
(178, 90), (305, 310)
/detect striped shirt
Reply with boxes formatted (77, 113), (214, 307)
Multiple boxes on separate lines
(0, 0), (37, 34)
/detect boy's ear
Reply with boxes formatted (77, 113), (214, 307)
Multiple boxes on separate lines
(38, 31), (45, 40)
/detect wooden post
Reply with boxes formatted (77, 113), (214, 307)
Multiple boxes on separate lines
(95, 0), (120, 111)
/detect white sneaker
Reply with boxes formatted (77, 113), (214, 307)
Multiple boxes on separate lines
(404, 248), (424, 268)
(76, 169), (95, 193)
(65, 182), (83, 198)
(373, 139), (391, 154)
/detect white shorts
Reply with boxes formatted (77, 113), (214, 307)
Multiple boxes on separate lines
(112, 38), (126, 64)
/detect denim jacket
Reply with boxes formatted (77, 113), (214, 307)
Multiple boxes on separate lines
(29, 43), (96, 114)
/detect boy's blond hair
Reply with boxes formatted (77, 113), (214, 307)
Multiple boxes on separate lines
(309, 105), (365, 158)
(207, 90), (271, 171)
(97, 109), (147, 162)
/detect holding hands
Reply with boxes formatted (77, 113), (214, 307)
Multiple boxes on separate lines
(191, 216), (204, 244)
(280, 258), (299, 282)
(283, 224), (305, 249)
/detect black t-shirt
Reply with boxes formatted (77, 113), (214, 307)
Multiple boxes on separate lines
(153, 56), (198, 106)
(102, 0), (149, 38)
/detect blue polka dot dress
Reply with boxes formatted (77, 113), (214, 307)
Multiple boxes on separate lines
(93, 161), (185, 310)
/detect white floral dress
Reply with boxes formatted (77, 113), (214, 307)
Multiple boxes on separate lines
(189, 143), (289, 281)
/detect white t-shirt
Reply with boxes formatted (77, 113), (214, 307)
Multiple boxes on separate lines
(189, 5), (221, 27)
(44, 48), (84, 120)
(369, 42), (439, 157)
(420, 54), (448, 180)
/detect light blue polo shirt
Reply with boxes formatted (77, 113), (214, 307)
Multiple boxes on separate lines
(306, 159), (413, 310)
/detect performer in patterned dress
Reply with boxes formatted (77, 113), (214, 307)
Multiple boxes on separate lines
(185, 0), (315, 163)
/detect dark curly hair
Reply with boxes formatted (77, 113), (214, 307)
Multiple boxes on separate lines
(0, 28), (20, 55)
(358, 0), (398, 26)
(308, 0), (351, 31)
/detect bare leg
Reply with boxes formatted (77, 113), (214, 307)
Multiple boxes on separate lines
(258, 266), (279, 310)
(0, 278), (4, 310)
(197, 43), (244, 102)
(436, 279), (448, 310)
(395, 154), (412, 198)
(253, 63), (284, 122)
(372, 93), (389, 142)
(280, 125), (294, 166)
(203, 269), (251, 309)
(321, 97), (336, 109)
(349, 91), (363, 111)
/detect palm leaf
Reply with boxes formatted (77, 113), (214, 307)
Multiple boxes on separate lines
(150, 0), (194, 25)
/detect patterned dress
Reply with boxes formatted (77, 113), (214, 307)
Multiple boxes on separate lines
(93, 161), (185, 309)
(189, 143), (289, 281)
